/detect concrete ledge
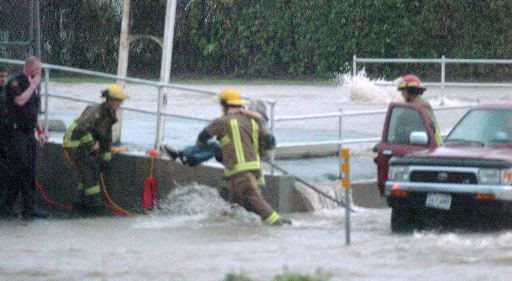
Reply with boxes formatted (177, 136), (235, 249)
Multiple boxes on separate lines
(36, 142), (310, 214)
(274, 143), (339, 159)
(351, 179), (388, 209)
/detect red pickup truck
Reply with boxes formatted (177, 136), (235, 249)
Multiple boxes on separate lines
(374, 102), (512, 232)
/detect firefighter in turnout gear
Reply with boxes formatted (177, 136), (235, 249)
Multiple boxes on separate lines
(398, 74), (443, 145)
(195, 88), (289, 225)
(63, 84), (127, 214)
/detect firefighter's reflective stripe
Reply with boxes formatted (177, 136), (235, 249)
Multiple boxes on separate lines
(251, 119), (265, 186)
(263, 211), (281, 225)
(224, 118), (261, 178)
(224, 162), (261, 178)
(63, 120), (94, 148)
(257, 176), (265, 186)
(434, 126), (443, 145)
(230, 119), (245, 164)
(101, 152), (112, 161)
(219, 135), (230, 147)
(84, 184), (101, 196)
(251, 119), (259, 160)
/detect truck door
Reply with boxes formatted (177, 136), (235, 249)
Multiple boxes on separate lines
(374, 103), (438, 196)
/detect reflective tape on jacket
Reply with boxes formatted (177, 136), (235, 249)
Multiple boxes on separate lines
(63, 120), (94, 148)
(223, 118), (262, 177)
(263, 211), (281, 225)
(84, 184), (101, 196)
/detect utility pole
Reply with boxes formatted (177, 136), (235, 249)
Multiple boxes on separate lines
(114, 0), (132, 144)
(155, 0), (177, 148)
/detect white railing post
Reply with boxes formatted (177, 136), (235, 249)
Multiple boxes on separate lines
(441, 55), (446, 105)
(154, 85), (164, 149)
(338, 108), (343, 179)
(352, 55), (357, 77)
(43, 67), (50, 135)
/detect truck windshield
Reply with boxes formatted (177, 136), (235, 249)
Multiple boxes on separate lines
(446, 108), (512, 144)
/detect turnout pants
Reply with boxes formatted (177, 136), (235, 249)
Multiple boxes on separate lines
(5, 130), (37, 215)
(64, 148), (101, 205)
(227, 170), (280, 225)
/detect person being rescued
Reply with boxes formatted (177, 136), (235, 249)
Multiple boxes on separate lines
(63, 84), (127, 215)
(163, 99), (275, 167)
(164, 88), (289, 226)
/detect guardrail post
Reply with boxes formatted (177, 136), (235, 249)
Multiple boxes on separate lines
(340, 148), (351, 245)
(43, 67), (50, 135)
(441, 55), (446, 106)
(269, 100), (276, 175)
(352, 55), (357, 77)
(154, 85), (164, 149)
(338, 108), (343, 179)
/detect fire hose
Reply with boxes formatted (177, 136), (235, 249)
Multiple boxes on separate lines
(264, 160), (355, 212)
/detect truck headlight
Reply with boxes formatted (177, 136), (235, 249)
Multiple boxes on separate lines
(479, 168), (502, 184)
(389, 165), (409, 181)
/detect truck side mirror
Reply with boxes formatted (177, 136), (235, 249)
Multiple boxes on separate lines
(410, 131), (428, 145)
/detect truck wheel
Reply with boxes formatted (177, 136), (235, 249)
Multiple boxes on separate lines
(391, 206), (414, 233)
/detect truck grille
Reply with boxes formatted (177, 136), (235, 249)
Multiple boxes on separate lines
(410, 171), (477, 184)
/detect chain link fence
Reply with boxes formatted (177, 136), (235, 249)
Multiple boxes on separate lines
(0, 0), (40, 64)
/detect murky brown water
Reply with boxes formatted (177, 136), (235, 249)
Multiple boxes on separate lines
(1, 184), (512, 281)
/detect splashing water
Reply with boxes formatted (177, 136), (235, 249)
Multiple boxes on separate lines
(142, 183), (262, 227)
(337, 69), (401, 104)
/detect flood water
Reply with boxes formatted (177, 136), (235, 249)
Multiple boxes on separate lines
(2, 183), (512, 281)
(3, 184), (512, 280)
(3, 74), (512, 280)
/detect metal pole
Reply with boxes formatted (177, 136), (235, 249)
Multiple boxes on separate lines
(338, 108), (343, 180)
(159, 0), (178, 144)
(441, 55), (446, 106)
(340, 148), (351, 245)
(269, 101), (276, 175)
(117, 0), (131, 86)
(34, 0), (42, 58)
(29, 0), (34, 55)
(352, 55), (357, 77)
(43, 67), (50, 135)
(155, 86), (164, 148)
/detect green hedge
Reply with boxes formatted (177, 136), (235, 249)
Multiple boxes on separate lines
(36, 0), (512, 80)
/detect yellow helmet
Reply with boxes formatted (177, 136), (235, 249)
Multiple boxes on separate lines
(219, 88), (245, 106)
(103, 84), (127, 101)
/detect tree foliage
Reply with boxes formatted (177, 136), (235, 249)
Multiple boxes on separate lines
(30, 0), (512, 79)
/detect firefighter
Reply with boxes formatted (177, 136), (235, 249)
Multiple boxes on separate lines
(398, 74), (443, 145)
(63, 84), (127, 215)
(193, 88), (289, 225)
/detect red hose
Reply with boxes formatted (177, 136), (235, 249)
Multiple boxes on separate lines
(35, 179), (73, 209)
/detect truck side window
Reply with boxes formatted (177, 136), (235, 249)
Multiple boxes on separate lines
(387, 107), (427, 144)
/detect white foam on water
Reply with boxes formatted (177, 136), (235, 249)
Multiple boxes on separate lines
(338, 70), (401, 104)
(133, 183), (261, 228)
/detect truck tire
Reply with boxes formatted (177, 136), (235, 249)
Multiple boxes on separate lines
(391, 206), (415, 233)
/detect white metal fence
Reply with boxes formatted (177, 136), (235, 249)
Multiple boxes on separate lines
(1, 57), (487, 163)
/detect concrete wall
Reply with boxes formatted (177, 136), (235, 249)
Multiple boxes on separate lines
(35, 143), (312, 214)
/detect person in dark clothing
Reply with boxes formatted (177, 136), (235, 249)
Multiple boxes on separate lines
(0, 66), (9, 213)
(3, 56), (48, 220)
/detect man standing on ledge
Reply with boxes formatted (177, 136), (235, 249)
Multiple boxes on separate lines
(4, 56), (48, 220)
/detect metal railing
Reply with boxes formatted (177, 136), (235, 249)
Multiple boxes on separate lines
(353, 55), (512, 104)
(0, 57), (482, 165)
